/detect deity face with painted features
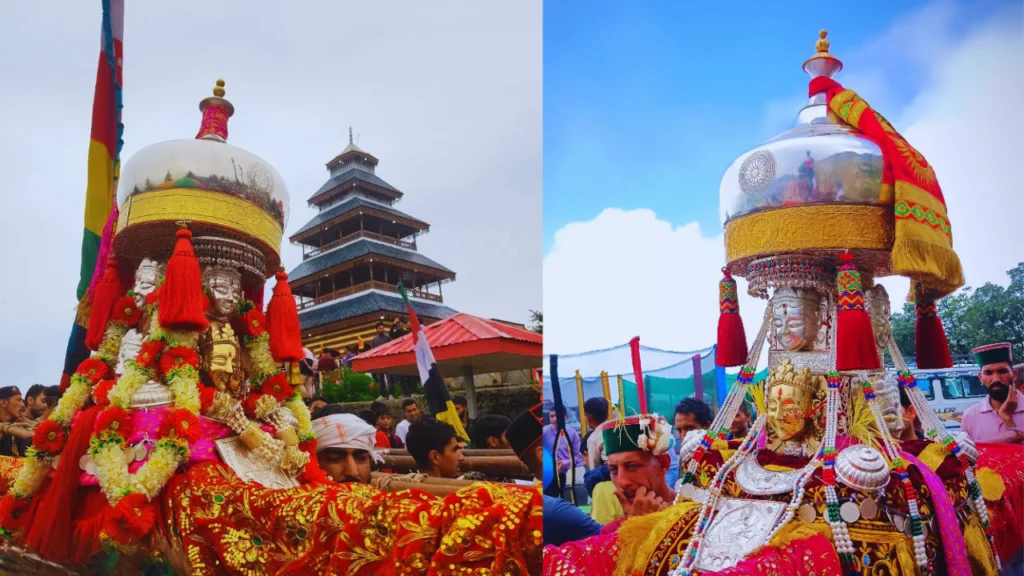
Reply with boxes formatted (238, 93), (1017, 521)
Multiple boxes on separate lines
(203, 266), (242, 320)
(771, 288), (822, 352)
(203, 322), (243, 395)
(133, 258), (166, 309)
(765, 359), (824, 454)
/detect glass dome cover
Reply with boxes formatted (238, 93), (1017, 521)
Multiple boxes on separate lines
(114, 80), (289, 276)
(719, 32), (895, 277)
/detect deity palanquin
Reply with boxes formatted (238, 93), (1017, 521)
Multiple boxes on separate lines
(544, 31), (1021, 576)
(0, 81), (541, 575)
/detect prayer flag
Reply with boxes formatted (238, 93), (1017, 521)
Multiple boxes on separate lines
(397, 283), (468, 441)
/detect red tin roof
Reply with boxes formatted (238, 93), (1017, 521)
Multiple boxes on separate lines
(352, 313), (542, 376)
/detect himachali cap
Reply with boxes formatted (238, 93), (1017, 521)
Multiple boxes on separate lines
(972, 343), (1013, 367)
(603, 414), (674, 457)
(506, 404), (543, 459)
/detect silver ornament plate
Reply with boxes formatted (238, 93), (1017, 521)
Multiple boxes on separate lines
(735, 457), (804, 495)
(694, 498), (787, 573)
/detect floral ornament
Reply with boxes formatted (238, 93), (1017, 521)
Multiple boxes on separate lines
(260, 373), (293, 403)
(198, 384), (217, 413)
(159, 346), (199, 376)
(298, 439), (329, 484)
(238, 309), (267, 339)
(136, 339), (166, 370)
(159, 409), (201, 444)
(0, 494), (30, 533)
(110, 295), (141, 328)
(242, 394), (264, 420)
(102, 493), (156, 544)
(93, 379), (116, 406)
(77, 357), (111, 385)
(96, 406), (133, 442)
(32, 420), (67, 455)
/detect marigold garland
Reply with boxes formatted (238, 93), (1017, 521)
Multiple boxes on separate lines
(89, 303), (202, 510)
(4, 355), (104, 508)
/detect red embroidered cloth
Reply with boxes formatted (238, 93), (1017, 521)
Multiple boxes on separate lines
(163, 462), (543, 575)
(977, 442), (1024, 563)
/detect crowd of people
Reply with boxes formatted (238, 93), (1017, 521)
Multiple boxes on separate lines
(539, 346), (1024, 550)
(0, 384), (61, 457)
(299, 317), (416, 399)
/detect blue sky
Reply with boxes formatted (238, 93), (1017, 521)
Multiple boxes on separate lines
(542, 0), (1018, 253)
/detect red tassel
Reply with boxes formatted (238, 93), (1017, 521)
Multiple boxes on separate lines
(267, 269), (304, 362)
(716, 268), (748, 367)
(158, 227), (209, 332)
(85, 258), (122, 351)
(914, 282), (953, 369)
(835, 253), (880, 371)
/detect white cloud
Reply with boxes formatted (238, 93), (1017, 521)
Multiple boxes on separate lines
(545, 12), (1022, 356)
(0, 1), (541, 388)
(543, 208), (764, 356)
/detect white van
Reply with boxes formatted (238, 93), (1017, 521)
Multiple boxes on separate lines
(891, 366), (987, 431)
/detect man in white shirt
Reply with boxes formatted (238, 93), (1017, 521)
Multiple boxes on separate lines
(582, 397), (611, 469)
(395, 398), (421, 444)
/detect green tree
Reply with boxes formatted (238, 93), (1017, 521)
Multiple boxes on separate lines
(529, 310), (543, 334)
(890, 261), (1024, 364)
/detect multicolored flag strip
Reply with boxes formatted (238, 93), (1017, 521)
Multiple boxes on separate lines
(61, 0), (124, 390)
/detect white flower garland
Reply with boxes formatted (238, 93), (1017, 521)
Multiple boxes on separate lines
(90, 304), (202, 505)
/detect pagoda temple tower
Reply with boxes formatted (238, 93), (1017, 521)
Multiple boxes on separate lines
(288, 130), (457, 353)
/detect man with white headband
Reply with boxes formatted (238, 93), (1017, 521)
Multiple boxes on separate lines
(311, 405), (385, 484)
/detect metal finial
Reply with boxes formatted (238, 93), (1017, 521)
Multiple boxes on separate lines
(213, 79), (226, 98)
(803, 29), (842, 78)
(816, 30), (830, 54)
(349, 127), (353, 144)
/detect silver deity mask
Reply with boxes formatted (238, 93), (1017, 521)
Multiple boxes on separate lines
(133, 258), (166, 309)
(771, 288), (822, 352)
(203, 266), (242, 320)
(116, 329), (144, 375)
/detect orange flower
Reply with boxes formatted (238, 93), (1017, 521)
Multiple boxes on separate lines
(76, 357), (110, 385)
(159, 346), (199, 376)
(110, 295), (141, 328)
(32, 420), (67, 454)
(93, 379), (115, 406)
(260, 373), (294, 403)
(238, 309), (267, 338)
(0, 495), (29, 533)
(159, 409), (201, 444)
(136, 339), (166, 369)
(96, 406), (132, 440)
(103, 493), (155, 543)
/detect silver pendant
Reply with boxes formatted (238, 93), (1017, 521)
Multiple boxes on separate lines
(134, 442), (149, 462)
(859, 497), (878, 520)
(840, 501), (861, 523)
(798, 503), (817, 524)
(893, 514), (905, 533)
